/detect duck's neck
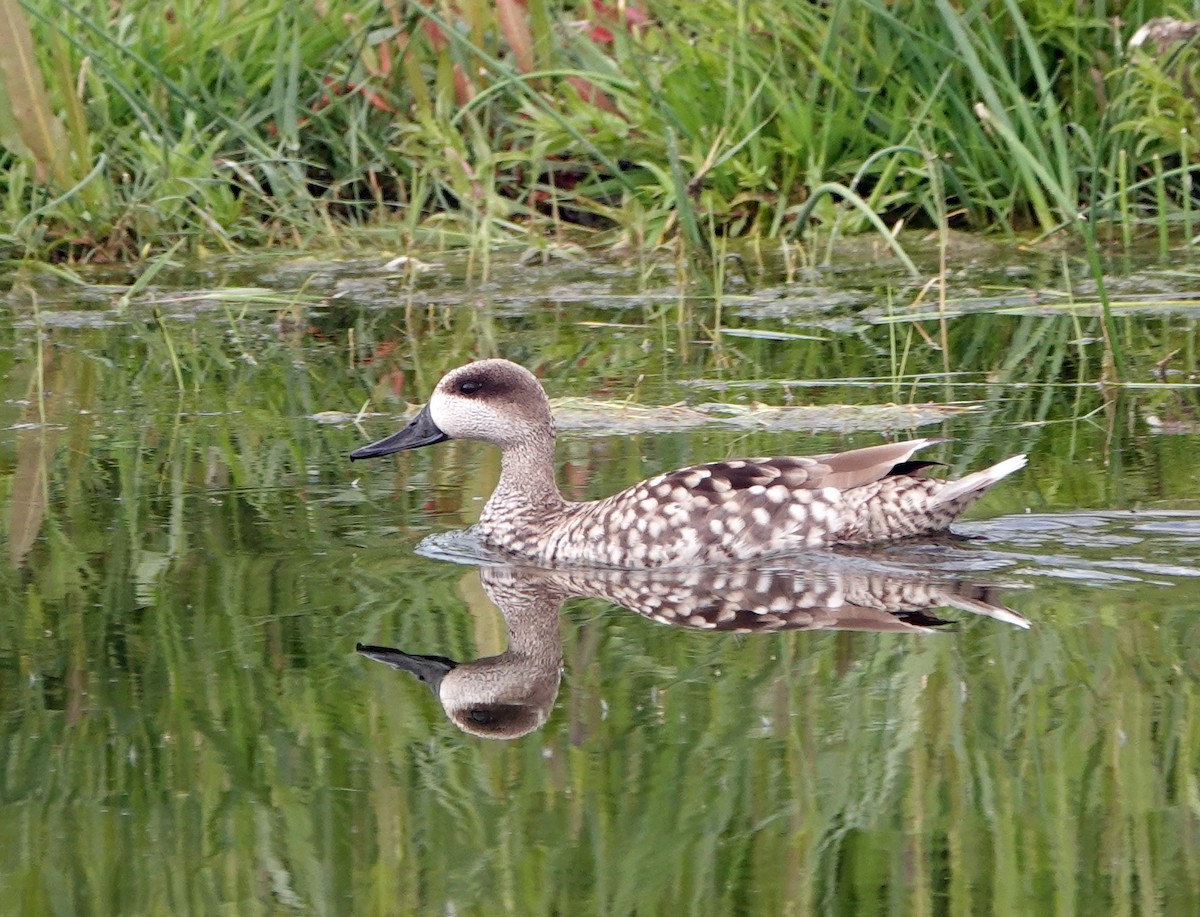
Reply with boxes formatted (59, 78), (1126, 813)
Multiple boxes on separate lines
(483, 435), (567, 523)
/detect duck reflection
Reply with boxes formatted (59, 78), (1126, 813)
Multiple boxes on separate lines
(358, 556), (1028, 740)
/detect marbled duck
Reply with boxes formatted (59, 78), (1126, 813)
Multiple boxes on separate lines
(350, 359), (1027, 567)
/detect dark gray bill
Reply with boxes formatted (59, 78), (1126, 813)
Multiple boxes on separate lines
(356, 643), (457, 694)
(349, 403), (448, 460)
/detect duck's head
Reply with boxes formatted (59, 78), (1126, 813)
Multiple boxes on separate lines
(350, 359), (554, 460)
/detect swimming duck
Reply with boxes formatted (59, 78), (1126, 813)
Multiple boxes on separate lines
(350, 359), (1026, 568)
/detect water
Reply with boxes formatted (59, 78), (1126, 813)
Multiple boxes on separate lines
(2, 248), (1199, 914)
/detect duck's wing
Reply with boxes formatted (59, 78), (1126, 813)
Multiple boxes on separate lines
(813, 437), (949, 490)
(659, 437), (947, 496)
(587, 439), (956, 563)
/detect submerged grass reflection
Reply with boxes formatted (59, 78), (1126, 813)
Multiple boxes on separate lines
(7, 479), (1198, 913)
(1, 258), (1199, 913)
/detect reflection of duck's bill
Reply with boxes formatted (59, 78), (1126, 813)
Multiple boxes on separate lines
(356, 643), (457, 692)
(350, 404), (448, 459)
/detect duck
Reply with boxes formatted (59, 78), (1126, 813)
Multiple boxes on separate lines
(350, 359), (1027, 568)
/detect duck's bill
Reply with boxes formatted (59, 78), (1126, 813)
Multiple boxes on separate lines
(356, 643), (457, 693)
(350, 404), (449, 459)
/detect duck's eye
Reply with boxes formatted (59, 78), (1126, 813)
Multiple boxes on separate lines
(459, 380), (483, 395)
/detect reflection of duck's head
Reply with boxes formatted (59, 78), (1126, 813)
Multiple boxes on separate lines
(356, 643), (559, 740)
(357, 571), (565, 740)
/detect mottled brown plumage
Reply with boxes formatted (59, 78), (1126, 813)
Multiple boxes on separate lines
(351, 359), (1027, 568)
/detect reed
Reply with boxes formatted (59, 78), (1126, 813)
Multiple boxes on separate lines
(0, 0), (1196, 279)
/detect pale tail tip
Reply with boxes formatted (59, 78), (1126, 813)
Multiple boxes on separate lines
(990, 453), (1028, 481)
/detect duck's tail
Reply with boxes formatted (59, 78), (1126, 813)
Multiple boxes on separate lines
(934, 454), (1027, 507)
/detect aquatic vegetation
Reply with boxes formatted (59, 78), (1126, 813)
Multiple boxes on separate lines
(2, 248), (1200, 913)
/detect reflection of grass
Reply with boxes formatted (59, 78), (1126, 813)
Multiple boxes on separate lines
(1, 270), (1200, 912)
(3, 529), (1198, 913)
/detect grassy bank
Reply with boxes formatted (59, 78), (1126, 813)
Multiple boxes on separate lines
(0, 0), (1196, 264)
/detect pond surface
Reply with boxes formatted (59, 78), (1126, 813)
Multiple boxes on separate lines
(2, 243), (1200, 915)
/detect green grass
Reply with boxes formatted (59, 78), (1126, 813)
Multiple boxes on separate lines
(0, 0), (1198, 271)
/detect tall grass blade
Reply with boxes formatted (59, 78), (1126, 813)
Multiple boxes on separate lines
(791, 182), (919, 277)
(11, 152), (106, 240)
(496, 0), (534, 74)
(1084, 171), (1127, 382)
(117, 239), (186, 312)
(416, 3), (634, 191)
(934, 0), (1055, 229)
(667, 127), (709, 268)
(0, 0), (68, 184)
